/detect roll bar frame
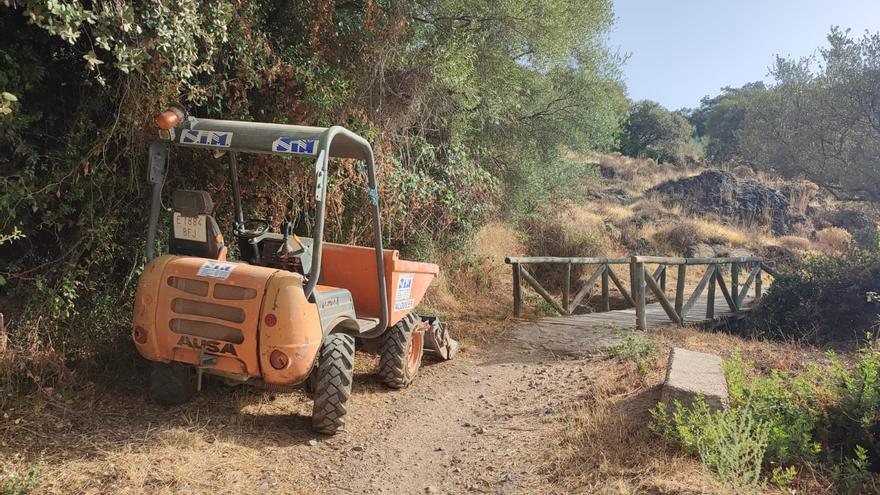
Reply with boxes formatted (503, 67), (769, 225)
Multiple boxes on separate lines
(145, 117), (388, 333)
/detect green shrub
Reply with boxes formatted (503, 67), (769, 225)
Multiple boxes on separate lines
(651, 346), (880, 493)
(606, 332), (656, 374)
(746, 252), (880, 344)
(1, 463), (38, 495)
(651, 399), (770, 492)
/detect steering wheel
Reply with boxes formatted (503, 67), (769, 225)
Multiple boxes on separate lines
(234, 218), (270, 239)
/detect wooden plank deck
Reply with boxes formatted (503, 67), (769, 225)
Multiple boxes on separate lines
(511, 295), (754, 355)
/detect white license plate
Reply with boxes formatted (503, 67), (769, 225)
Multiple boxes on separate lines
(173, 213), (207, 242)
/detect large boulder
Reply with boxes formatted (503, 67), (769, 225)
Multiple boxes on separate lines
(648, 170), (798, 235)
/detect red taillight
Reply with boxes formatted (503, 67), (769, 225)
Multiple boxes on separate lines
(132, 326), (148, 345)
(269, 350), (289, 370)
(154, 107), (183, 130)
(264, 313), (277, 327)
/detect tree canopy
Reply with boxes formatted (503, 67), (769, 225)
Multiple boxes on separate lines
(739, 28), (880, 202)
(619, 100), (695, 165)
(0, 0), (627, 354)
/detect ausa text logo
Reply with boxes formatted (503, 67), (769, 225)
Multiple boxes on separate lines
(177, 336), (238, 356)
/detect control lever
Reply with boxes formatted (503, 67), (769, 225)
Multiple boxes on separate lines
(277, 199), (305, 258)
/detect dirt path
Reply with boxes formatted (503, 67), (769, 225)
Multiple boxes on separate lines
(3, 333), (604, 494)
(309, 345), (593, 494)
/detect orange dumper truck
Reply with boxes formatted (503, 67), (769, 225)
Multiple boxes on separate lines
(132, 108), (458, 434)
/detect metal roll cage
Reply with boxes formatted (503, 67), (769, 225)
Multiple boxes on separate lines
(145, 117), (388, 332)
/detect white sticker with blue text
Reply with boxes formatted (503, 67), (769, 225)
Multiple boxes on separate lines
(272, 137), (319, 155)
(197, 262), (235, 280)
(179, 129), (233, 148)
(394, 299), (414, 311)
(395, 273), (414, 311)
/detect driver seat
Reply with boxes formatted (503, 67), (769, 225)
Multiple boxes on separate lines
(169, 190), (227, 261)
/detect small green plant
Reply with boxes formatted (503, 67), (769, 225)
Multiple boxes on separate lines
(651, 398), (770, 491)
(770, 465), (797, 491)
(1, 462), (38, 495)
(606, 332), (656, 373)
(697, 405), (770, 492)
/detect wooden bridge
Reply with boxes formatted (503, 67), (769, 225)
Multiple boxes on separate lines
(505, 256), (777, 330)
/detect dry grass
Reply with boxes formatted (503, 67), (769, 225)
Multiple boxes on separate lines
(815, 227), (852, 256)
(776, 235), (813, 253)
(548, 341), (724, 493)
(651, 218), (758, 253)
(422, 222), (523, 344)
(592, 153), (700, 195)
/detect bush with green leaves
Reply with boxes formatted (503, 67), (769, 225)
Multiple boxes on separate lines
(606, 332), (656, 374)
(0, 0), (627, 362)
(652, 346), (880, 493)
(619, 100), (698, 165)
(746, 252), (880, 344)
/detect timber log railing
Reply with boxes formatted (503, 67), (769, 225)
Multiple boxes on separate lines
(505, 256), (777, 330)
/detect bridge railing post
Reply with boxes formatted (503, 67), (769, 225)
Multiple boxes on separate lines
(731, 261), (740, 309)
(512, 262), (521, 317)
(601, 265), (610, 312)
(755, 266), (763, 301)
(562, 261), (571, 315)
(632, 258), (647, 330)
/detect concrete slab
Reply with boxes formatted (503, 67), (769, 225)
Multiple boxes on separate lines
(661, 347), (729, 411)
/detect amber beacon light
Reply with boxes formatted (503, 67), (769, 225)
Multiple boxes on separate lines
(154, 106), (184, 130)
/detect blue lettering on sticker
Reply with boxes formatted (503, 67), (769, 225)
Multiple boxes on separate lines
(272, 137), (319, 155)
(180, 130), (232, 148)
(369, 188), (379, 205)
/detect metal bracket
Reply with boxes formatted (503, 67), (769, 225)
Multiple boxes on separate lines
(195, 349), (218, 392)
(148, 142), (170, 184)
(314, 149), (327, 201)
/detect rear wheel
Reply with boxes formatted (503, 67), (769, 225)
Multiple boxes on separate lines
(378, 314), (425, 389)
(311, 333), (355, 434)
(150, 362), (197, 405)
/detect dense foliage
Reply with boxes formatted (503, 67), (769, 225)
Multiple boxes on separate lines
(685, 81), (765, 163)
(746, 253), (880, 344)
(0, 0), (627, 356)
(652, 348), (880, 493)
(739, 29), (880, 202)
(619, 100), (698, 165)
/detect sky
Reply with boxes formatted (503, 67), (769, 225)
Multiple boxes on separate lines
(608, 0), (880, 110)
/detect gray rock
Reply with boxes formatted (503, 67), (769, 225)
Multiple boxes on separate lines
(661, 347), (729, 412)
(648, 170), (801, 235)
(685, 243), (716, 258)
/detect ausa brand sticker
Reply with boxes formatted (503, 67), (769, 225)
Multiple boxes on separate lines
(272, 137), (319, 155)
(179, 129), (233, 148)
(197, 261), (235, 280)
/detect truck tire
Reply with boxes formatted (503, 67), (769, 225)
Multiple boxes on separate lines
(312, 333), (355, 434)
(378, 314), (424, 389)
(150, 362), (197, 405)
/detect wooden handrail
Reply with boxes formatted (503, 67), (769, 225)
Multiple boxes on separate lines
(505, 256), (630, 265)
(508, 254), (777, 327)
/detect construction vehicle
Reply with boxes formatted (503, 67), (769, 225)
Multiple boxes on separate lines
(131, 107), (458, 434)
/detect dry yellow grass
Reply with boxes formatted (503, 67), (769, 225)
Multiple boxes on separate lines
(422, 222), (523, 344)
(776, 235), (813, 252)
(815, 227), (852, 255)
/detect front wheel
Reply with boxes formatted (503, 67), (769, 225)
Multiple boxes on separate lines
(378, 314), (425, 389)
(311, 333), (355, 434)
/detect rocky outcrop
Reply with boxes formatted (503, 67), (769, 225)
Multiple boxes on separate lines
(684, 243), (756, 259)
(648, 170), (799, 235)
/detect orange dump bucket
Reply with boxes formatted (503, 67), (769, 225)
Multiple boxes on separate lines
(319, 243), (439, 326)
